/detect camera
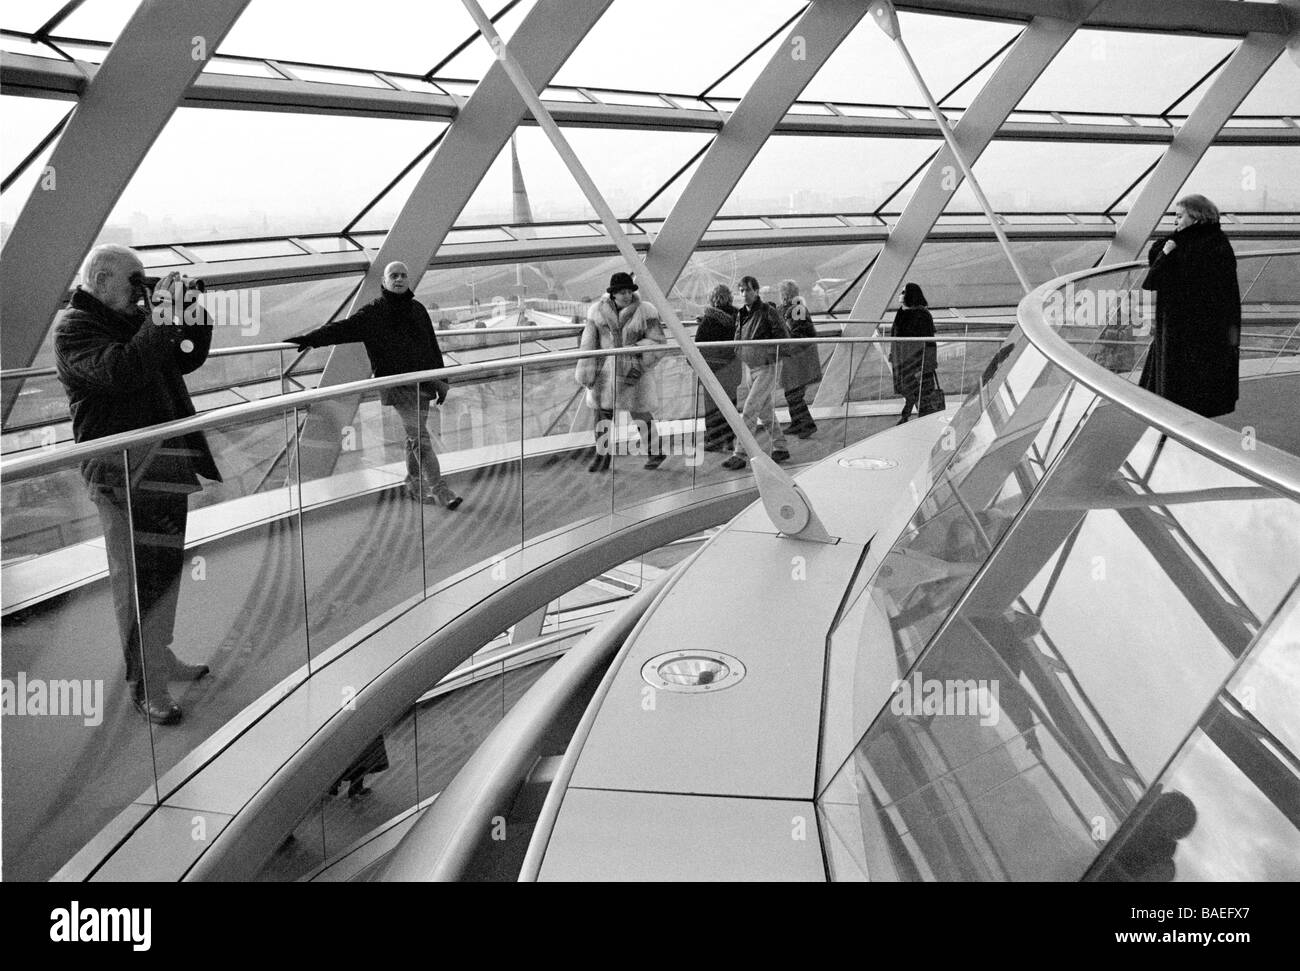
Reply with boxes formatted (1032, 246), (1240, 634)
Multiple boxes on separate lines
(142, 275), (206, 294)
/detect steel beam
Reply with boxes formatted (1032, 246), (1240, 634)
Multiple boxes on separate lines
(1100, 32), (1289, 265)
(0, 0), (250, 419)
(5, 51), (1298, 144)
(892, 0), (1290, 37)
(643, 0), (871, 290)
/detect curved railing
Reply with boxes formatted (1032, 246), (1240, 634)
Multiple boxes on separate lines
(816, 246), (1300, 881)
(1, 328), (997, 881)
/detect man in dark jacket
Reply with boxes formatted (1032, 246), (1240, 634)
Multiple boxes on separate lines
(54, 244), (220, 725)
(722, 276), (791, 470)
(1140, 194), (1240, 419)
(289, 261), (462, 509)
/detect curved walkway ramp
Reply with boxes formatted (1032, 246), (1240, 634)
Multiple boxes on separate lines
(376, 250), (1300, 881)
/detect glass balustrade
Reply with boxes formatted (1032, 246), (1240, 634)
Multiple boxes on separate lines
(817, 249), (1300, 882)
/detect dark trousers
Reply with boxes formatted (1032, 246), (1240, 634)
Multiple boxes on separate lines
(595, 408), (661, 456)
(785, 384), (814, 429)
(700, 385), (736, 449)
(388, 387), (444, 487)
(93, 488), (189, 688)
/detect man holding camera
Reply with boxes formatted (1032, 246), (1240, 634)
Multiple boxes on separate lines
(55, 244), (221, 726)
(288, 261), (462, 509)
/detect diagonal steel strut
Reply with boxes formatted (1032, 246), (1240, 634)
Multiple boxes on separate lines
(868, 0), (1032, 296)
(459, 0), (834, 543)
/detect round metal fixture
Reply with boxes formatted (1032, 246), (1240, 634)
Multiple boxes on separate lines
(838, 457), (899, 471)
(641, 650), (747, 694)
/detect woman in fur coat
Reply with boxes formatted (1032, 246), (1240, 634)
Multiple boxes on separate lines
(575, 272), (668, 471)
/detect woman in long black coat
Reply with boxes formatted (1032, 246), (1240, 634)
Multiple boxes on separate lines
(1139, 194), (1240, 418)
(890, 282), (938, 423)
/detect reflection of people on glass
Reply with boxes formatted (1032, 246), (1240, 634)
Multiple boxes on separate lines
(693, 284), (741, 453)
(330, 735), (390, 799)
(1096, 786), (1197, 881)
(1139, 194), (1240, 418)
(54, 245), (219, 726)
(890, 283), (938, 424)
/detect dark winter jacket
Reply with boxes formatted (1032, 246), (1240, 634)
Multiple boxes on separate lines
(1139, 221), (1240, 418)
(778, 296), (822, 391)
(693, 305), (741, 390)
(54, 287), (221, 492)
(890, 306), (937, 400)
(736, 299), (788, 368)
(292, 288), (448, 405)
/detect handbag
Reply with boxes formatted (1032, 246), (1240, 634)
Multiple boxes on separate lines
(917, 369), (946, 416)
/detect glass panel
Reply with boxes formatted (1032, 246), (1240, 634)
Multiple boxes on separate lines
(1, 454), (162, 880)
(416, 660), (506, 804)
(589, 90), (669, 108)
(1236, 56), (1300, 116)
(422, 363), (522, 589)
(297, 382), (426, 658)
(522, 349), (604, 546)
(945, 141), (1165, 212)
(101, 108), (436, 245)
(1018, 31), (1236, 114)
(219, 0), (530, 77)
(184, 239), (306, 262)
(253, 799), (325, 882)
(552, 0), (805, 94)
(321, 714), (415, 860)
(1175, 146), (1300, 213)
(289, 64), (393, 88)
(720, 135), (939, 216)
(53, 0), (138, 41)
(0, 0), (71, 32)
(1093, 581), (1300, 883)
(754, 12), (1018, 106)
(541, 86), (592, 103)
(455, 127), (711, 225)
(201, 57), (279, 78)
(905, 239), (1109, 310)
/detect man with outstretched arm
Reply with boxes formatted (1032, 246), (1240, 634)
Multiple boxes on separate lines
(288, 261), (463, 509)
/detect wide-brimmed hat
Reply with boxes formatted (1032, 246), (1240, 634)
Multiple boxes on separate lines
(606, 272), (638, 294)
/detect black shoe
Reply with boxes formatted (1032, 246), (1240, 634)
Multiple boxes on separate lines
(721, 456), (747, 471)
(783, 423), (805, 437)
(643, 454), (667, 470)
(896, 415), (911, 425)
(796, 424), (817, 440)
(132, 683), (182, 725)
(168, 654), (210, 681)
(771, 449), (791, 463)
(348, 782), (372, 798)
(702, 441), (728, 453)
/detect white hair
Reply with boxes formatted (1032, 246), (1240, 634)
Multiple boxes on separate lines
(79, 244), (139, 289)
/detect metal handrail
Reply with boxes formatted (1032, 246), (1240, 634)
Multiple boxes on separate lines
(1016, 246), (1300, 501)
(0, 334), (1002, 478)
(378, 562), (686, 881)
(0, 324), (588, 382)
